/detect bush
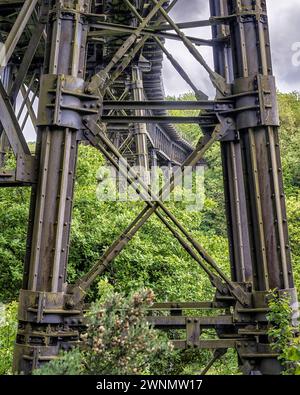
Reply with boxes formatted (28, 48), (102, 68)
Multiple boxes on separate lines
(267, 291), (300, 375)
(0, 301), (18, 375)
(34, 289), (178, 375)
(33, 348), (84, 376)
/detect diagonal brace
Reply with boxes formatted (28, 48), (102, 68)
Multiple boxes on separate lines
(69, 119), (249, 307)
(0, 80), (30, 158)
(149, 0), (231, 96)
(83, 119), (249, 304)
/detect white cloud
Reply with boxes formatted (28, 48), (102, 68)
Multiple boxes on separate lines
(162, 0), (300, 96)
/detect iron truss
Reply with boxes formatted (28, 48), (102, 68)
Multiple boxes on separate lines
(0, 0), (298, 375)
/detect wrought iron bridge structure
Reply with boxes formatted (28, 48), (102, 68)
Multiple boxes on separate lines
(0, 0), (298, 375)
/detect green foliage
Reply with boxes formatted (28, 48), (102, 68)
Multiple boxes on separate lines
(285, 338), (300, 375)
(286, 197), (300, 290)
(33, 348), (84, 376)
(267, 291), (294, 357)
(166, 92), (201, 145)
(267, 291), (300, 375)
(34, 289), (177, 375)
(0, 301), (18, 375)
(278, 92), (300, 195)
(0, 187), (30, 303)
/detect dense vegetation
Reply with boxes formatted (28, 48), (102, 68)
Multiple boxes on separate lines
(267, 291), (300, 375)
(0, 92), (299, 375)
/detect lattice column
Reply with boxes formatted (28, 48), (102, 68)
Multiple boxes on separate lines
(227, 0), (295, 292)
(14, 0), (95, 373)
(210, 0), (253, 284)
(211, 0), (298, 374)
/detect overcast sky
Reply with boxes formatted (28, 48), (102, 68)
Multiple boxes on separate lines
(163, 0), (300, 96)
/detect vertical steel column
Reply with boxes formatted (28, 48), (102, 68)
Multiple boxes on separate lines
(227, 0), (294, 292)
(14, 0), (91, 373)
(26, 0), (90, 293)
(132, 63), (150, 182)
(210, 0), (252, 284)
(211, 0), (298, 374)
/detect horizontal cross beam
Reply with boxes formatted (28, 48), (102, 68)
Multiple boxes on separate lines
(101, 115), (218, 125)
(88, 21), (220, 46)
(102, 100), (233, 111)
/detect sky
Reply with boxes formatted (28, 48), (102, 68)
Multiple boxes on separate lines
(163, 0), (300, 96)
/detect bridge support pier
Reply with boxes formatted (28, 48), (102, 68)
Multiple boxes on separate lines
(13, 0), (92, 373)
(210, 0), (298, 374)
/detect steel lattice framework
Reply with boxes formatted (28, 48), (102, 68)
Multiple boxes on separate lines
(0, 0), (298, 375)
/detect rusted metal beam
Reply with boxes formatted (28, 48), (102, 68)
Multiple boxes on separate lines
(101, 115), (218, 124)
(103, 100), (232, 111)
(210, 0), (298, 375)
(13, 0), (93, 374)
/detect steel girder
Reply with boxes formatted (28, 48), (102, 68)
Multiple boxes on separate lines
(0, 0), (297, 375)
